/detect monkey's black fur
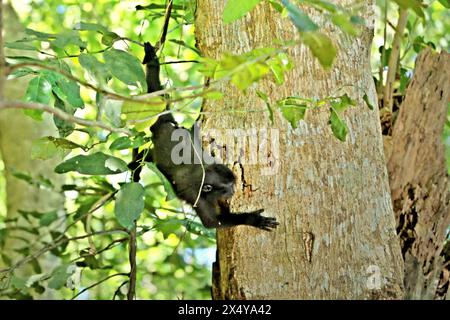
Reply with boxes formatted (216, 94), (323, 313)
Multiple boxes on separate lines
(129, 42), (278, 231)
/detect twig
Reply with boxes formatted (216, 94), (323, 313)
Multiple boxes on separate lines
(0, 229), (127, 274)
(0, 100), (132, 135)
(127, 223), (137, 300)
(155, 0), (173, 51)
(113, 280), (129, 300)
(383, 8), (408, 112)
(71, 272), (128, 300)
(70, 237), (128, 264)
(160, 60), (199, 65)
(378, 0), (388, 93)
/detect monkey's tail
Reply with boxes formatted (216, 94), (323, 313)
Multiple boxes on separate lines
(143, 42), (162, 94)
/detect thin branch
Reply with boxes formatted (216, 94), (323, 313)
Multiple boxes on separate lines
(113, 280), (129, 300)
(71, 273), (129, 300)
(0, 229), (126, 274)
(127, 224), (137, 300)
(70, 237), (128, 264)
(155, 0), (173, 51)
(0, 100), (132, 135)
(160, 60), (199, 65)
(378, 0), (388, 93)
(6, 62), (209, 104)
(383, 8), (408, 112)
(119, 37), (144, 47)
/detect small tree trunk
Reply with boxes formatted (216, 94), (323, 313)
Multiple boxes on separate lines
(387, 48), (450, 300)
(196, 0), (404, 299)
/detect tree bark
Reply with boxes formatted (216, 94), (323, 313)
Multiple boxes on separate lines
(387, 48), (450, 300)
(196, 0), (404, 299)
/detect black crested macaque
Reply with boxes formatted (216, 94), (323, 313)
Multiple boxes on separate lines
(130, 42), (278, 231)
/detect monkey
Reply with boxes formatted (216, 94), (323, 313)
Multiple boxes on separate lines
(129, 42), (278, 231)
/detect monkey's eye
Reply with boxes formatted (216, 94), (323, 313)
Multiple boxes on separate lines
(202, 184), (213, 192)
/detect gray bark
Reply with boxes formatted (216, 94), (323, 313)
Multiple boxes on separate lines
(196, 0), (404, 299)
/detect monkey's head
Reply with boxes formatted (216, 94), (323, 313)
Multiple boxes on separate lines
(201, 164), (236, 201)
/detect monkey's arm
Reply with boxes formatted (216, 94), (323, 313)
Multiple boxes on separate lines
(195, 199), (278, 231)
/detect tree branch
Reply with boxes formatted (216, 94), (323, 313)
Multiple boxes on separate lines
(127, 223), (137, 300)
(383, 8), (408, 112)
(0, 100), (132, 135)
(0, 229), (127, 274)
(71, 272), (129, 300)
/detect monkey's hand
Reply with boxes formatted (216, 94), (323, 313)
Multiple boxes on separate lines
(244, 209), (279, 231)
(216, 209), (279, 231)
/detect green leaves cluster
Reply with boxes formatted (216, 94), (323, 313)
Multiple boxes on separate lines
(199, 48), (292, 90)
(259, 91), (374, 141)
(222, 0), (365, 69)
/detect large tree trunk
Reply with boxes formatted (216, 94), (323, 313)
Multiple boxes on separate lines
(0, 2), (64, 288)
(195, 1), (404, 299)
(387, 49), (450, 300)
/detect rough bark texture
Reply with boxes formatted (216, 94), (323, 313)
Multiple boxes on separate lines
(0, 3), (64, 279)
(196, 1), (404, 299)
(387, 49), (450, 300)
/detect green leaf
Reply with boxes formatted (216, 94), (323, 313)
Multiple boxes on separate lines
(278, 102), (307, 129)
(147, 163), (177, 200)
(41, 71), (84, 110)
(54, 152), (128, 175)
(24, 75), (53, 120)
(4, 41), (37, 51)
(8, 67), (36, 79)
(73, 22), (109, 34)
(331, 13), (361, 36)
(392, 0), (425, 18)
(53, 96), (75, 137)
(301, 32), (336, 69)
(25, 28), (55, 40)
(48, 265), (74, 290)
(362, 93), (374, 110)
(109, 135), (148, 150)
(158, 219), (183, 239)
(399, 68), (410, 94)
(121, 95), (166, 131)
(51, 32), (86, 50)
(79, 54), (111, 86)
(11, 276), (27, 291)
(203, 91), (224, 100)
(267, 53), (293, 85)
(39, 211), (58, 226)
(115, 182), (145, 229)
(210, 49), (276, 91)
(103, 49), (147, 92)
(256, 90), (274, 125)
(281, 0), (318, 32)
(109, 136), (133, 150)
(412, 36), (427, 53)
(31, 137), (67, 160)
(48, 136), (85, 150)
(101, 32), (120, 46)
(329, 108), (348, 141)
(331, 94), (355, 113)
(438, 0), (450, 8)
(268, 0), (284, 13)
(223, 0), (263, 24)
